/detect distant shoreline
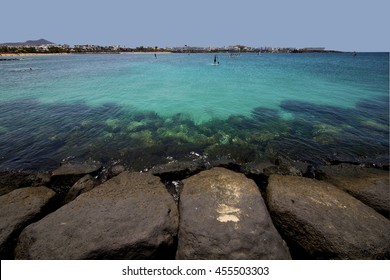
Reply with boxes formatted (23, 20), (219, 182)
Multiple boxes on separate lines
(0, 51), (343, 58)
(0, 49), (345, 57)
(120, 51), (172, 55)
(0, 52), (175, 57)
(0, 53), (69, 57)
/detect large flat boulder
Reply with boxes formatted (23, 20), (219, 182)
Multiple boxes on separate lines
(15, 171), (179, 259)
(176, 167), (291, 259)
(0, 187), (56, 259)
(317, 164), (389, 218)
(267, 175), (390, 259)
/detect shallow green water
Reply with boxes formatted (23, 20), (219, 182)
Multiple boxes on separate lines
(0, 53), (388, 170)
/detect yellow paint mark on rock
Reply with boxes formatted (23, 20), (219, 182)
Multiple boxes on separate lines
(218, 214), (240, 223)
(216, 203), (241, 223)
(217, 204), (240, 214)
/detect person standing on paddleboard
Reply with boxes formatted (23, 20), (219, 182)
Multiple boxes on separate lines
(213, 54), (219, 65)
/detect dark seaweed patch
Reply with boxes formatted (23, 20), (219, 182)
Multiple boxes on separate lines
(0, 97), (388, 171)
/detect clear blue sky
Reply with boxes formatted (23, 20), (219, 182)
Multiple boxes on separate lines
(1, 0), (389, 51)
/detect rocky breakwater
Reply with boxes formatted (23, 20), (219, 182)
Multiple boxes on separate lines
(15, 171), (179, 259)
(316, 164), (390, 218)
(267, 175), (390, 259)
(0, 187), (56, 259)
(0, 159), (389, 259)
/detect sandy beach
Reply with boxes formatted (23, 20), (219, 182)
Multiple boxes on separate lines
(0, 52), (172, 57)
(120, 51), (172, 54)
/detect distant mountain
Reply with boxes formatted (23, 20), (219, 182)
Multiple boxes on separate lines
(0, 39), (55, 46)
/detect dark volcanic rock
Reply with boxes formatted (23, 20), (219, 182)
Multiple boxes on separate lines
(267, 175), (390, 259)
(0, 187), (56, 259)
(177, 167), (291, 259)
(263, 165), (302, 177)
(107, 165), (126, 180)
(51, 162), (102, 177)
(241, 162), (274, 194)
(15, 172), (178, 259)
(0, 171), (36, 196)
(243, 157), (308, 178)
(49, 162), (102, 195)
(317, 164), (390, 218)
(241, 161), (274, 176)
(209, 157), (242, 172)
(63, 175), (99, 204)
(150, 160), (208, 181)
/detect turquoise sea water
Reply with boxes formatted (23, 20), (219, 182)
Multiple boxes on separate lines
(0, 53), (388, 171)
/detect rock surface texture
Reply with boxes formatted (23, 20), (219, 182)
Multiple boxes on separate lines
(2, 162), (388, 260)
(267, 175), (390, 259)
(15, 172), (179, 259)
(0, 171), (37, 196)
(63, 174), (99, 204)
(177, 167), (291, 259)
(0, 187), (56, 258)
(317, 164), (390, 219)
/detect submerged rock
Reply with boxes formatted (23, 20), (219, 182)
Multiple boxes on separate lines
(126, 120), (146, 132)
(15, 172), (178, 259)
(267, 175), (390, 259)
(130, 130), (154, 145)
(312, 123), (344, 144)
(177, 167), (291, 259)
(0, 187), (56, 259)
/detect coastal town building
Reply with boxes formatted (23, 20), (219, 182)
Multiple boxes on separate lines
(0, 39), (333, 54)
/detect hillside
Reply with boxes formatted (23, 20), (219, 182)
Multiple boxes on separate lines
(0, 39), (54, 46)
